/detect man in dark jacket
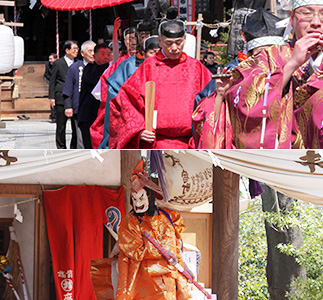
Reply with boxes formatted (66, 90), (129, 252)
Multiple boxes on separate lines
(63, 40), (96, 148)
(77, 43), (110, 148)
(49, 40), (79, 149)
(44, 53), (57, 122)
(203, 51), (219, 74)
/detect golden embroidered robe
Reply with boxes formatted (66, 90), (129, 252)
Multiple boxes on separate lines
(116, 208), (191, 300)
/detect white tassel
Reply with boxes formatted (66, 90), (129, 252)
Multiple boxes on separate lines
(275, 17), (290, 28)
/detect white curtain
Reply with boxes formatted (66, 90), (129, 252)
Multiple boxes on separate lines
(190, 150), (323, 205)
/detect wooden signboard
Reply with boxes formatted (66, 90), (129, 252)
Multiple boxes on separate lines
(18, 64), (48, 99)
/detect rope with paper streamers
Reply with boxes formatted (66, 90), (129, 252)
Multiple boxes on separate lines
(0, 197), (39, 209)
(142, 231), (212, 299)
(185, 19), (231, 38)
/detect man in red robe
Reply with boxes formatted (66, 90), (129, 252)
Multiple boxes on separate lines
(90, 21), (138, 148)
(109, 20), (212, 149)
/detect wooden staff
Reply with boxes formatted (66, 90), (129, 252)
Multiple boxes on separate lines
(142, 231), (212, 299)
(145, 81), (156, 132)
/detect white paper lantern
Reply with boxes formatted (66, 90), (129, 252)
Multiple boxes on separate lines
(13, 36), (24, 69)
(184, 33), (196, 59)
(0, 25), (15, 74)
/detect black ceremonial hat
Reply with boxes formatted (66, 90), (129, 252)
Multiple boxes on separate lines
(137, 20), (154, 33)
(242, 8), (284, 42)
(242, 8), (285, 50)
(144, 35), (160, 51)
(159, 20), (185, 38)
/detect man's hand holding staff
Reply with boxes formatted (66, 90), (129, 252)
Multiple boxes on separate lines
(141, 81), (156, 143)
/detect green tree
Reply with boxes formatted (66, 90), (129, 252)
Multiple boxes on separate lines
(239, 197), (269, 299)
(238, 194), (323, 300)
(268, 203), (323, 300)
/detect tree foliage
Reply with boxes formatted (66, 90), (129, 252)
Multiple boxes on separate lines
(267, 203), (323, 300)
(239, 197), (269, 299)
(239, 197), (323, 300)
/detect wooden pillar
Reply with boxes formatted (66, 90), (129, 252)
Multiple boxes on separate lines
(68, 11), (72, 40)
(0, 83), (6, 128)
(212, 166), (240, 300)
(196, 13), (203, 61)
(270, 0), (277, 16)
(121, 150), (142, 213)
(36, 192), (50, 300)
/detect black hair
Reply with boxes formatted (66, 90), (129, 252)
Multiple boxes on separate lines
(94, 43), (109, 53)
(203, 51), (215, 60)
(49, 53), (57, 59)
(63, 40), (78, 53)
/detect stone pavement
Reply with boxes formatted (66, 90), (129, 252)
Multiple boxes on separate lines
(0, 119), (72, 149)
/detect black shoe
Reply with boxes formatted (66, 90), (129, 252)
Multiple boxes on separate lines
(18, 115), (30, 120)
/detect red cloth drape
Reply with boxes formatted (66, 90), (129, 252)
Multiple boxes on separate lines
(44, 185), (125, 300)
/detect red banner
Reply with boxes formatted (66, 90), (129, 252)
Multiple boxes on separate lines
(44, 185), (125, 300)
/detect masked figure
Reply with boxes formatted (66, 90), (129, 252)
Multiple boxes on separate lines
(116, 161), (191, 299)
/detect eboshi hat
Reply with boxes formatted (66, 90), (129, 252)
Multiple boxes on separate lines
(131, 160), (164, 200)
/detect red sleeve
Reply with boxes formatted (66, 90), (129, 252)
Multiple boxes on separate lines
(109, 66), (147, 149)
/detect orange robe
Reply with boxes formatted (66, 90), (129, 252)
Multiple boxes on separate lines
(116, 209), (191, 300)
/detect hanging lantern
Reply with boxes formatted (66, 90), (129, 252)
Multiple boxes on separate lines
(13, 35), (24, 69)
(183, 33), (196, 58)
(0, 25), (15, 74)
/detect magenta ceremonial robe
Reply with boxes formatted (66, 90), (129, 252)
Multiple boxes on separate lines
(293, 59), (323, 148)
(192, 91), (234, 149)
(226, 44), (304, 149)
(109, 51), (212, 149)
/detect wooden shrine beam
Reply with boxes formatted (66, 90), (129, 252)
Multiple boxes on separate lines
(121, 150), (141, 213)
(196, 13), (203, 61)
(212, 166), (240, 300)
(0, 1), (14, 6)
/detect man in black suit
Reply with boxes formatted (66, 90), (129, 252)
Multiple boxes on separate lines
(78, 43), (110, 148)
(44, 53), (57, 122)
(49, 40), (79, 149)
(44, 53), (57, 84)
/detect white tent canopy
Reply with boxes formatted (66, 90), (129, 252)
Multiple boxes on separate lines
(192, 150), (323, 205)
(0, 150), (120, 186)
(1, 149), (322, 206)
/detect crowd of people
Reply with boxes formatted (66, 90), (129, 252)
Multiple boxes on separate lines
(47, 0), (323, 149)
